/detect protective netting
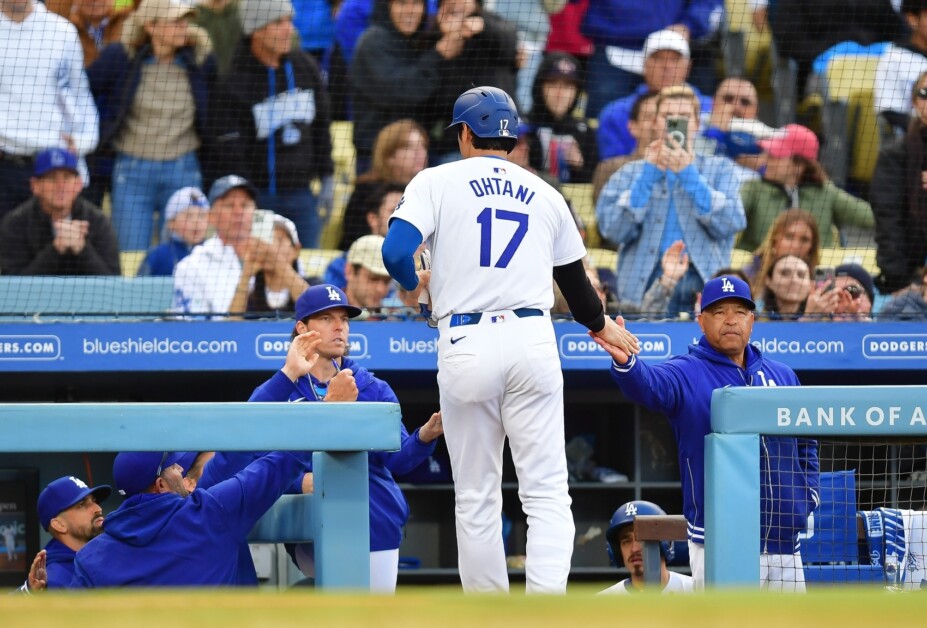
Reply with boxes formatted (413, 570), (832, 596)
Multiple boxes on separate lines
(0, 0), (924, 319)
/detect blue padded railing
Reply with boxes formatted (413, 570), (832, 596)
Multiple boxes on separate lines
(0, 401), (401, 589)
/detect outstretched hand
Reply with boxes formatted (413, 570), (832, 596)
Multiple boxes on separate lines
(588, 315), (639, 364)
(418, 411), (444, 443)
(28, 549), (47, 592)
(281, 331), (322, 382)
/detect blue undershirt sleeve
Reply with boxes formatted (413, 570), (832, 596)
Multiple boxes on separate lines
(382, 218), (425, 291)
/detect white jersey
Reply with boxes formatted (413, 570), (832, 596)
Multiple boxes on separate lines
(598, 571), (695, 595)
(392, 155), (585, 319)
(875, 43), (927, 116)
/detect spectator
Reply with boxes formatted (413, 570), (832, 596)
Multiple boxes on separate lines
(249, 284), (444, 592)
(172, 174), (264, 318)
(230, 213), (309, 318)
(137, 186), (210, 276)
(424, 0), (520, 162)
(523, 52), (597, 183)
(326, 182), (405, 288)
(596, 86), (745, 316)
(697, 77), (767, 176)
(490, 0), (554, 112)
(545, 0), (593, 63)
(293, 0), (336, 61)
(193, 0), (243, 77)
(23, 476), (111, 591)
(880, 267), (927, 319)
(737, 124), (875, 252)
(62, 0), (140, 67)
(804, 262), (876, 320)
(753, 253), (813, 319)
(71, 449), (309, 587)
(770, 0), (903, 100)
(592, 91), (658, 205)
(338, 119), (429, 251)
(344, 234), (393, 310)
(870, 69), (927, 295)
(87, 0), (215, 251)
(875, 0), (927, 134)
(741, 208), (821, 283)
(208, 0), (334, 248)
(581, 0), (722, 118)
(350, 0), (448, 174)
(597, 29), (713, 161)
(0, 148), (120, 276)
(0, 0), (99, 219)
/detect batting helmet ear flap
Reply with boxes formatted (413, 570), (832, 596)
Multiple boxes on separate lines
(605, 500), (675, 567)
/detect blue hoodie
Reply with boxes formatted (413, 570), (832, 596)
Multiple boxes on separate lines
(581, 0), (722, 48)
(249, 357), (436, 551)
(44, 538), (77, 589)
(609, 336), (819, 554)
(70, 452), (305, 587)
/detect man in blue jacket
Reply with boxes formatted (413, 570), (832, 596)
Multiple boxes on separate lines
(590, 275), (820, 591)
(22, 475), (111, 591)
(71, 449), (308, 587)
(249, 283), (443, 593)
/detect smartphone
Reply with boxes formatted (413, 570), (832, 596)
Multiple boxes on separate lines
(814, 266), (835, 292)
(251, 209), (276, 244)
(665, 116), (689, 151)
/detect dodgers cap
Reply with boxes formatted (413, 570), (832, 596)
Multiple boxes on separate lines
(113, 452), (189, 498)
(700, 275), (756, 311)
(295, 284), (362, 321)
(164, 187), (209, 222)
(37, 476), (111, 530)
(33, 148), (79, 178)
(208, 175), (258, 205)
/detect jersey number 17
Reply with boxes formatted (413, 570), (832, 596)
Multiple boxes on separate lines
(477, 208), (528, 268)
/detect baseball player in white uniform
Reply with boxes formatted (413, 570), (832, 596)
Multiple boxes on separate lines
(382, 86), (639, 593)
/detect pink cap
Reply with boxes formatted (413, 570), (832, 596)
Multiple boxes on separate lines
(758, 124), (819, 161)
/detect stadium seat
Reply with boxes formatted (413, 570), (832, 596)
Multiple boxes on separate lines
(818, 246), (880, 276)
(561, 183), (600, 248)
(120, 250), (146, 278)
(724, 0), (774, 95)
(587, 247), (618, 271)
(299, 248), (344, 281)
(820, 55), (882, 187)
(319, 121), (357, 250)
(729, 248), (755, 273)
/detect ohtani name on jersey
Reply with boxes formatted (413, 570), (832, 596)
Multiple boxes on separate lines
(468, 178), (535, 205)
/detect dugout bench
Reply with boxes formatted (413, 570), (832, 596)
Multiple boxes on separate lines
(0, 402), (400, 590)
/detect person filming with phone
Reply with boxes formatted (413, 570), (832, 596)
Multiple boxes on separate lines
(173, 174), (307, 318)
(596, 85), (746, 317)
(803, 263), (876, 321)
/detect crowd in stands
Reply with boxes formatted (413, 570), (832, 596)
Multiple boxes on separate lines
(1, 0), (926, 320)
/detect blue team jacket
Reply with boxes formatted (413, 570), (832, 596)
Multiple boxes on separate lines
(609, 337), (820, 554)
(44, 538), (77, 589)
(70, 452), (304, 587)
(249, 357), (435, 551)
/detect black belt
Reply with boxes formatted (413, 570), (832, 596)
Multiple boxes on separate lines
(449, 308), (544, 327)
(0, 151), (33, 167)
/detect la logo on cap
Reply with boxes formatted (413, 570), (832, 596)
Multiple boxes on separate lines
(69, 476), (88, 489)
(721, 278), (735, 293)
(326, 287), (342, 302)
(52, 151), (65, 166)
(624, 502), (637, 516)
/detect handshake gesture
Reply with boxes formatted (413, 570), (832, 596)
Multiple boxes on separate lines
(588, 315), (640, 365)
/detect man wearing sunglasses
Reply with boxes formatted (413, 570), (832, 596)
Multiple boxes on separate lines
(804, 262), (875, 320)
(70, 448), (310, 587)
(698, 78), (771, 178)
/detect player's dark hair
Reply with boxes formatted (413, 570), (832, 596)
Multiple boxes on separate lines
(459, 125), (517, 153)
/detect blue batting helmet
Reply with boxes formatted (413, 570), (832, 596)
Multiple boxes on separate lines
(605, 500), (675, 567)
(446, 86), (519, 139)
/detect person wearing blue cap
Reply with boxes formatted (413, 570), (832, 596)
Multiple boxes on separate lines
(71, 447), (311, 588)
(0, 148), (120, 276)
(21, 476), (111, 592)
(591, 275), (819, 592)
(136, 186), (211, 276)
(241, 283), (443, 592)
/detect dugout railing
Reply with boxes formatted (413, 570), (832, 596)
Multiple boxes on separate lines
(705, 386), (927, 588)
(0, 402), (400, 590)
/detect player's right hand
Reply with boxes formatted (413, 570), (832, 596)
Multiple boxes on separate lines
(28, 549), (47, 592)
(588, 315), (639, 364)
(325, 368), (359, 402)
(281, 331), (322, 382)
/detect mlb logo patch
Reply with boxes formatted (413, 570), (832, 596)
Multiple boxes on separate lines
(493, 167), (506, 175)
(490, 315), (506, 323)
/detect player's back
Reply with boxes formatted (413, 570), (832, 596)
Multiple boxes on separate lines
(395, 156), (586, 319)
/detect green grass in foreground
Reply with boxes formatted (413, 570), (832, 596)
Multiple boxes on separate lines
(1, 585), (922, 627)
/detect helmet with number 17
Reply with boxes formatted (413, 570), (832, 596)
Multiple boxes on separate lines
(446, 86), (519, 139)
